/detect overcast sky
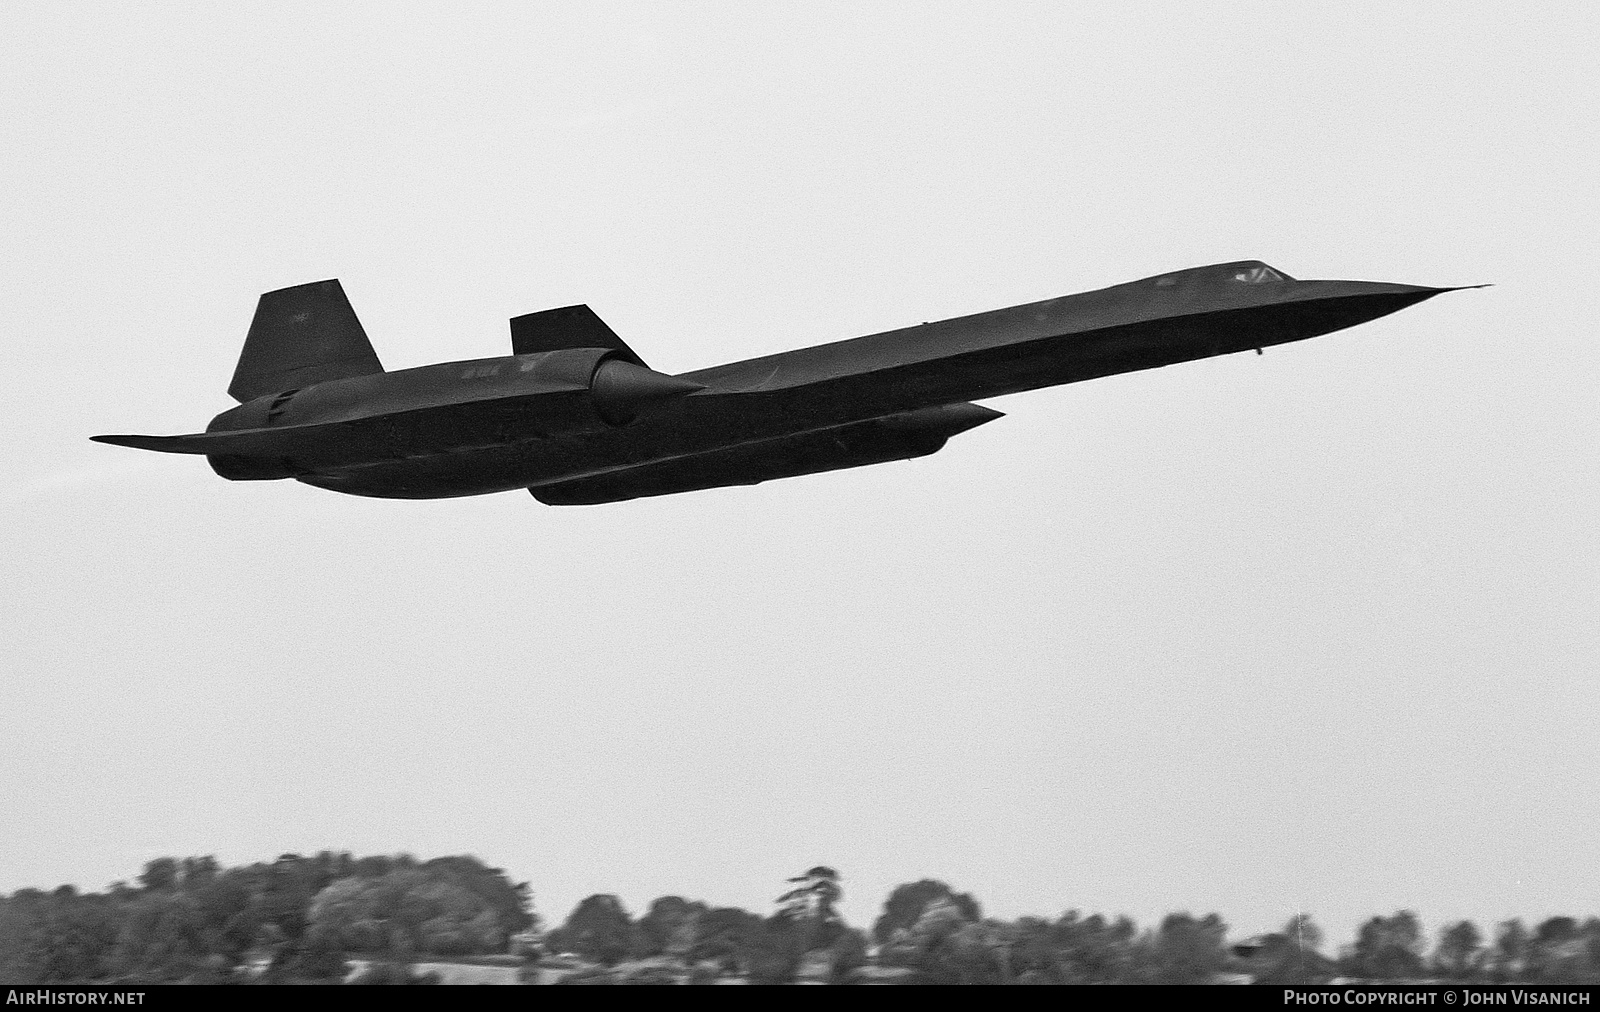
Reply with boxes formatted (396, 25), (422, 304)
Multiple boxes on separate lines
(3, 2), (1596, 948)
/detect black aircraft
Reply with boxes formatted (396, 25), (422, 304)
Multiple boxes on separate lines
(93, 261), (1475, 504)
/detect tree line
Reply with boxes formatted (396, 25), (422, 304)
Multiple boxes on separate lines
(2, 855), (1597, 984)
(0, 853), (531, 983)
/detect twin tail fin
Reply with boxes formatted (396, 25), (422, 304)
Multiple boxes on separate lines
(228, 279), (384, 402)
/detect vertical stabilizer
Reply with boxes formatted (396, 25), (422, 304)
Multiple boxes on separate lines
(509, 305), (649, 367)
(228, 279), (384, 402)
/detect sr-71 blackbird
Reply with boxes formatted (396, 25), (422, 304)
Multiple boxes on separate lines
(93, 261), (1474, 505)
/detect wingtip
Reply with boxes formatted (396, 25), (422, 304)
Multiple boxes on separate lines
(90, 433), (208, 454)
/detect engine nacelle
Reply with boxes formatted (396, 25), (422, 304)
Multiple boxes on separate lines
(588, 358), (706, 426)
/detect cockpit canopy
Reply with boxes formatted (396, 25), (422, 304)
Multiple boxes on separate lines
(1151, 260), (1295, 289)
(1232, 263), (1290, 284)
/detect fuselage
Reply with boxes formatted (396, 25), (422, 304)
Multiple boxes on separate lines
(96, 260), (1461, 502)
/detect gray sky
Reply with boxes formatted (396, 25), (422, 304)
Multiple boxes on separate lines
(3, 2), (1596, 948)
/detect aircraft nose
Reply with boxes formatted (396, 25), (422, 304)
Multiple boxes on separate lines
(1295, 278), (1487, 301)
(1261, 278), (1485, 344)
